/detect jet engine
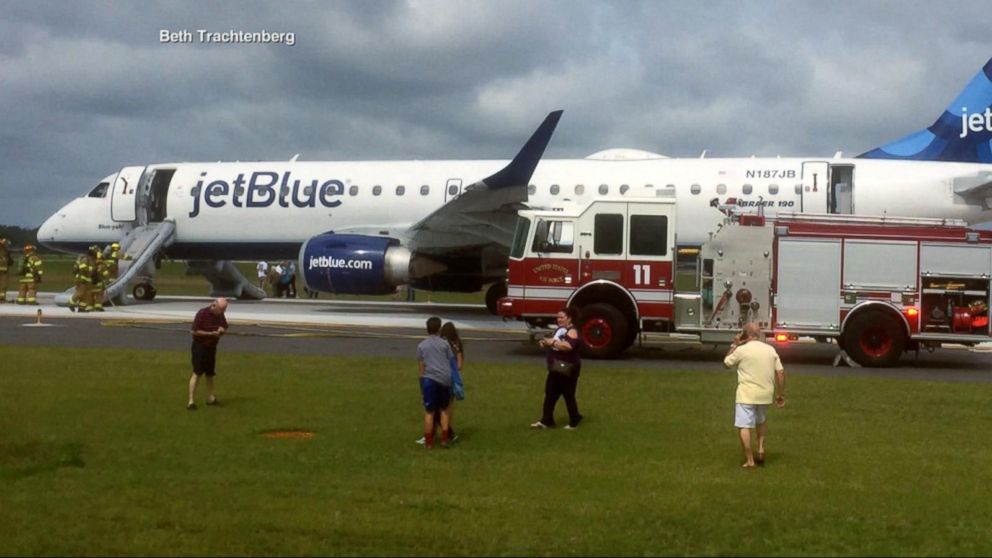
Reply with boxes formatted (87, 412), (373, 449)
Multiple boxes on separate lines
(299, 233), (411, 295)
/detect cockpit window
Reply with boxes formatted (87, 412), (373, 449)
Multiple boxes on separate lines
(88, 182), (109, 198)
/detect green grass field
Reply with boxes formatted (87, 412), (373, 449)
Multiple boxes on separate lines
(2, 345), (991, 556)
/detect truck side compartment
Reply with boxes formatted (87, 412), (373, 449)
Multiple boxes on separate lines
(499, 198), (992, 366)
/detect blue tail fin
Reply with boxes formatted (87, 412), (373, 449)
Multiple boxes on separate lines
(479, 110), (563, 189)
(858, 58), (992, 163)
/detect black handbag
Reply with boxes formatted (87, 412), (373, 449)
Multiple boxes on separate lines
(550, 357), (575, 376)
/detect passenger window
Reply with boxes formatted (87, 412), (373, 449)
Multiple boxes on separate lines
(716, 183), (727, 195)
(550, 184), (560, 195)
(768, 184), (779, 195)
(619, 184), (629, 195)
(372, 185), (382, 196)
(88, 182), (110, 198)
(448, 184), (459, 196)
(420, 185), (430, 196)
(630, 215), (668, 256)
(396, 185), (405, 196)
(690, 184), (701, 195)
(594, 214), (623, 255)
(531, 220), (574, 254)
(575, 184), (585, 195)
(349, 185), (359, 196)
(598, 184), (609, 195)
(528, 184), (537, 195)
(742, 184), (753, 195)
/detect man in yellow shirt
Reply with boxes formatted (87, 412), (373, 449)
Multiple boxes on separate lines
(723, 322), (786, 468)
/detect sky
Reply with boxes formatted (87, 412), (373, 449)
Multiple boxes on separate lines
(1, 0), (990, 227)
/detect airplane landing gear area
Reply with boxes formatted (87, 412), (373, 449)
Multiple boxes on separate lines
(132, 282), (157, 301)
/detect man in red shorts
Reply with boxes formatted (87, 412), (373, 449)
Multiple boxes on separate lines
(187, 297), (229, 410)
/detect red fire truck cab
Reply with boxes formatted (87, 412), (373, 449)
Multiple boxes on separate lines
(498, 197), (992, 366)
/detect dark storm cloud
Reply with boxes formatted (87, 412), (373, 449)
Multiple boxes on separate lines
(0, 0), (989, 226)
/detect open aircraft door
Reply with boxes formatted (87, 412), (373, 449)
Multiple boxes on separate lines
(111, 166), (145, 222)
(800, 161), (829, 213)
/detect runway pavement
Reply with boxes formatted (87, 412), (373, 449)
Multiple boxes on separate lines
(0, 292), (528, 332)
(2, 292), (992, 382)
(0, 291), (538, 364)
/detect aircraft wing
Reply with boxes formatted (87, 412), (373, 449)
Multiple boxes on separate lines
(953, 171), (992, 209)
(408, 110), (562, 255)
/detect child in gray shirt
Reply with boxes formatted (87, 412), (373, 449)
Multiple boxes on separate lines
(417, 316), (454, 449)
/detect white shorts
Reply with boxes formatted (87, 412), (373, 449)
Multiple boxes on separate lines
(734, 403), (768, 428)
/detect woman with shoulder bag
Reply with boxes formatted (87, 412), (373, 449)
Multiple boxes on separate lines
(530, 306), (583, 430)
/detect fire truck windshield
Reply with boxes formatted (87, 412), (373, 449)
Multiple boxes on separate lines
(532, 219), (574, 254)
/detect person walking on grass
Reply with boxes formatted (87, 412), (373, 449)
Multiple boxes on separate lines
(531, 306), (583, 430)
(417, 316), (455, 449)
(188, 297), (229, 410)
(723, 321), (786, 468)
(441, 321), (464, 440)
(417, 321), (465, 446)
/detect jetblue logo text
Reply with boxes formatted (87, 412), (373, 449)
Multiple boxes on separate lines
(188, 171), (344, 217)
(959, 107), (992, 138)
(307, 256), (374, 271)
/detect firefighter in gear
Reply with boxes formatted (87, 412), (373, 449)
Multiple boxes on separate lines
(0, 238), (11, 303)
(104, 241), (131, 282)
(16, 244), (43, 305)
(70, 247), (97, 312)
(89, 248), (111, 312)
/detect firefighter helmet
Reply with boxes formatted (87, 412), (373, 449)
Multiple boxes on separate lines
(88, 244), (100, 254)
(111, 242), (120, 250)
(24, 244), (35, 253)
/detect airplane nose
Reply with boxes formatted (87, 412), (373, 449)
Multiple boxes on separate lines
(36, 212), (61, 249)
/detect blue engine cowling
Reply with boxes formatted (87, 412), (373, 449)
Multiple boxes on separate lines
(299, 233), (411, 295)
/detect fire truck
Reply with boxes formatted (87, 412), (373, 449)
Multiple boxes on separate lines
(496, 197), (992, 366)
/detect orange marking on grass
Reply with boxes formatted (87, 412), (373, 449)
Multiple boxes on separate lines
(261, 430), (314, 440)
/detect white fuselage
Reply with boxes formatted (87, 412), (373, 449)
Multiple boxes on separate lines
(38, 155), (992, 258)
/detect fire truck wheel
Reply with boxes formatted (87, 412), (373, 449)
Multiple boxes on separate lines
(578, 303), (629, 359)
(485, 282), (507, 315)
(843, 311), (905, 367)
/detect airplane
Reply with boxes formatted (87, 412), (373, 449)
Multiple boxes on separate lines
(38, 57), (992, 313)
